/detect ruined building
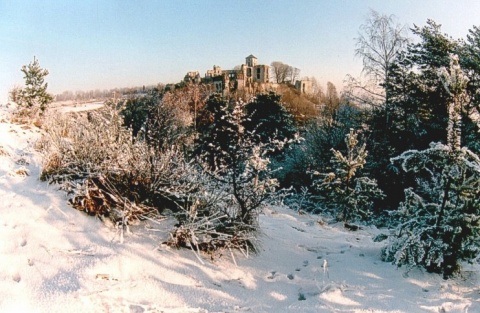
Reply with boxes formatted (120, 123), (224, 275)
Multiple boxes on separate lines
(184, 55), (271, 96)
(183, 71), (201, 84)
(295, 79), (313, 95)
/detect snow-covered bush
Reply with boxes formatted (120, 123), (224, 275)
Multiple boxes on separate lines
(382, 143), (480, 277)
(383, 55), (480, 278)
(196, 98), (281, 225)
(168, 185), (260, 259)
(312, 129), (384, 222)
(40, 97), (276, 255)
(275, 104), (364, 190)
(169, 98), (286, 257)
(280, 186), (319, 213)
(165, 157), (262, 257)
(39, 104), (199, 222)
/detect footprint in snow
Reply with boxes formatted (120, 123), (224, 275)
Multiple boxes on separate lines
(129, 304), (145, 313)
(20, 239), (27, 247)
(12, 272), (21, 283)
(298, 292), (306, 301)
(287, 274), (294, 280)
(303, 260), (309, 267)
(267, 271), (277, 279)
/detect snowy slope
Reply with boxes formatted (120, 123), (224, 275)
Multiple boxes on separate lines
(0, 104), (479, 313)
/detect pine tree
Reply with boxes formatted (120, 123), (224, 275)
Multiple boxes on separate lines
(17, 57), (53, 114)
(243, 92), (297, 147)
(383, 55), (480, 278)
(196, 94), (237, 170)
(312, 129), (384, 222)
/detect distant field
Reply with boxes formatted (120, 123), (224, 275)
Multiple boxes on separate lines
(51, 100), (105, 113)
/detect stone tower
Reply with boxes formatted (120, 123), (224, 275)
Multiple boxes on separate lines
(246, 54), (258, 67)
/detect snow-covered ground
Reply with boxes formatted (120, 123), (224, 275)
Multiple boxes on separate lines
(1, 103), (479, 313)
(50, 100), (104, 113)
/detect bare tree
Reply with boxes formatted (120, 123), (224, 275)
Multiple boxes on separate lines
(271, 61), (289, 83)
(289, 67), (301, 83)
(308, 77), (325, 103)
(347, 9), (408, 109)
(324, 81), (340, 117)
(270, 61), (300, 84)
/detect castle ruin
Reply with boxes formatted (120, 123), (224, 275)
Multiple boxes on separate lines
(184, 54), (272, 96)
(183, 54), (314, 97)
(295, 79), (313, 95)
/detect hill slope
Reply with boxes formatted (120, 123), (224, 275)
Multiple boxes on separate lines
(0, 104), (479, 313)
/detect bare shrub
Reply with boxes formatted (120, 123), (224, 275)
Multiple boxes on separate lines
(168, 213), (258, 262)
(166, 165), (262, 262)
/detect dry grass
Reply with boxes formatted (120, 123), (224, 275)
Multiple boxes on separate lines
(38, 105), (197, 224)
(0, 146), (9, 157)
(67, 176), (161, 223)
(11, 167), (30, 177)
(39, 106), (159, 222)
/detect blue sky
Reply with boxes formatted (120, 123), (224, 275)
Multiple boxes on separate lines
(1, 0), (480, 103)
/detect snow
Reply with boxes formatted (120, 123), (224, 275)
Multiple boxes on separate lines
(46, 100), (105, 113)
(1, 104), (480, 312)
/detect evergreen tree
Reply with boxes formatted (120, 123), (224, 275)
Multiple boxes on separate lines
(121, 93), (157, 139)
(196, 94), (237, 170)
(17, 56), (53, 114)
(312, 129), (384, 222)
(459, 25), (480, 153)
(383, 55), (480, 278)
(243, 92), (296, 146)
(365, 20), (465, 209)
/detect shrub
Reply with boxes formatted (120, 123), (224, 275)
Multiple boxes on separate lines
(196, 98), (281, 224)
(275, 104), (364, 190)
(40, 99), (273, 258)
(39, 105), (195, 222)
